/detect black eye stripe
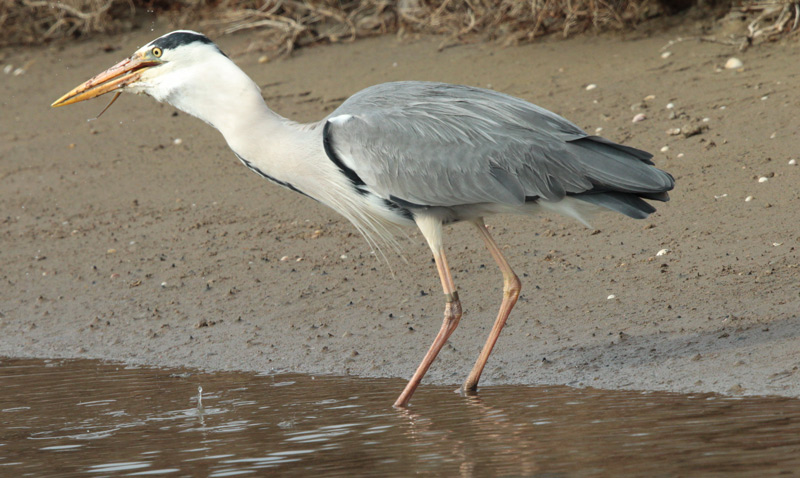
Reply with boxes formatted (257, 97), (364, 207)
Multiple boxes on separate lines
(148, 31), (228, 58)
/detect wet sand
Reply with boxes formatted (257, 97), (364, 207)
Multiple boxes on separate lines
(2, 26), (799, 398)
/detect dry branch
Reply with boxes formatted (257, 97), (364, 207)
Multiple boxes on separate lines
(0, 0), (656, 49)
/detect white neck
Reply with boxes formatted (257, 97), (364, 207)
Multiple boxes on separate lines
(150, 54), (324, 193)
(165, 57), (286, 152)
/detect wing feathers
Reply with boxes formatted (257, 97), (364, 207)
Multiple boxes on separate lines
(324, 81), (674, 215)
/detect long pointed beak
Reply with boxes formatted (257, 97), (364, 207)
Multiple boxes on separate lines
(51, 54), (160, 107)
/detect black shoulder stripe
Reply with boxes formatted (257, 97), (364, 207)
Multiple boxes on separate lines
(322, 120), (368, 194)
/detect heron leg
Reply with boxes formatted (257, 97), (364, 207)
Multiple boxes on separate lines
(463, 219), (521, 392)
(394, 217), (463, 408)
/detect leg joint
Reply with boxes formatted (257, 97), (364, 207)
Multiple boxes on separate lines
(443, 291), (462, 324)
(444, 290), (460, 304)
(504, 274), (521, 298)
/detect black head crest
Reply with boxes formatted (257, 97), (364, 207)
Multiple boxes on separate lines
(149, 31), (227, 57)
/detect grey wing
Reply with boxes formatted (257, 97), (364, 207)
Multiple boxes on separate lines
(324, 81), (674, 213)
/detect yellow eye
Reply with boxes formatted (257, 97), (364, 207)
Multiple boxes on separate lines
(152, 47), (162, 58)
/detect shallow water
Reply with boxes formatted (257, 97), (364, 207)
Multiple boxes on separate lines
(1, 358), (799, 477)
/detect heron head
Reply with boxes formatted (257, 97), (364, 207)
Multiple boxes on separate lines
(51, 30), (226, 108)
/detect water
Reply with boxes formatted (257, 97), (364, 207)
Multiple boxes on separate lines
(1, 358), (799, 477)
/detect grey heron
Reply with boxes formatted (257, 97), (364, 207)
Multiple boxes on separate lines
(52, 30), (674, 407)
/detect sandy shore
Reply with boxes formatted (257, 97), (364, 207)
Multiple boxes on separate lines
(2, 26), (799, 398)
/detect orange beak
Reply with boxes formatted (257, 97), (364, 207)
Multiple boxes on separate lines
(51, 54), (160, 107)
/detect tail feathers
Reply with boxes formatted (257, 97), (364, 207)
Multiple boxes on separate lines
(573, 191), (667, 219)
(569, 137), (675, 194)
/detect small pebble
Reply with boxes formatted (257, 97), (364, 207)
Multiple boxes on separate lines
(666, 103), (675, 109)
(107, 248), (116, 254)
(661, 51), (672, 59)
(677, 153), (685, 158)
(280, 255), (290, 261)
(714, 194), (728, 199)
(3, 64), (12, 74)
(644, 94), (656, 101)
(161, 282), (167, 287)
(789, 159), (797, 165)
(340, 254), (347, 259)
(258, 55), (269, 64)
(702, 117), (710, 123)
(173, 138), (182, 145)
(632, 113), (646, 123)
(660, 146), (669, 152)
(607, 294), (616, 300)
(585, 84), (597, 91)
(725, 57), (743, 69)
(770, 132), (776, 139)
(656, 249), (669, 256)
(595, 127), (603, 133)
(13, 68), (25, 76)
(667, 127), (681, 136)
(761, 95), (769, 101)
(745, 196), (754, 202)
(758, 177), (768, 183)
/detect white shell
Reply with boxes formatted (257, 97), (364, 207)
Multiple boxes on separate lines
(725, 57), (743, 69)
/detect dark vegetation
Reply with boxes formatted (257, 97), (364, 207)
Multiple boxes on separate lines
(2, 0), (797, 52)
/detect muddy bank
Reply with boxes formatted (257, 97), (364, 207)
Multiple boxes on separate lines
(1, 28), (799, 398)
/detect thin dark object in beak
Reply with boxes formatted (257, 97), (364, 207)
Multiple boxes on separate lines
(89, 91), (122, 121)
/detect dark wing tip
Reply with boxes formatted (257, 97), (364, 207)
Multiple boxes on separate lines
(581, 135), (655, 164)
